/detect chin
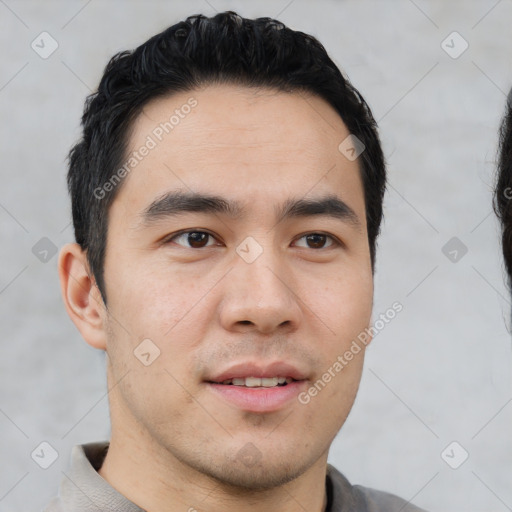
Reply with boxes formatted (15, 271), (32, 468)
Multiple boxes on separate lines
(178, 442), (321, 492)
(204, 460), (307, 491)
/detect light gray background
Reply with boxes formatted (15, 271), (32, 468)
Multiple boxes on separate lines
(1, 1), (511, 511)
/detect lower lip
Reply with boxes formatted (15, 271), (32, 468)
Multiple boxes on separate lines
(207, 381), (307, 413)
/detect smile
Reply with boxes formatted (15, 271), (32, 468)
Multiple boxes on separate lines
(216, 376), (295, 387)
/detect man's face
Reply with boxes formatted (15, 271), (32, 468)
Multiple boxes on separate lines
(101, 84), (373, 488)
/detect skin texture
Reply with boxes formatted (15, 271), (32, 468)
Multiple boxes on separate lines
(59, 84), (374, 512)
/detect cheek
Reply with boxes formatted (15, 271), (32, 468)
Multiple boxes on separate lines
(307, 267), (372, 401)
(106, 256), (210, 337)
(104, 264), (218, 396)
(114, 364), (193, 434)
(310, 268), (373, 335)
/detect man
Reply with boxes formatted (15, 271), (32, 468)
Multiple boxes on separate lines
(495, 89), (512, 289)
(47, 11), (426, 512)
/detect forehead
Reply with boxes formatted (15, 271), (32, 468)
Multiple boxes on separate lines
(111, 84), (365, 222)
(133, 85), (348, 155)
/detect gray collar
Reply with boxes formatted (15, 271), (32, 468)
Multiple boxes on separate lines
(52, 442), (144, 512)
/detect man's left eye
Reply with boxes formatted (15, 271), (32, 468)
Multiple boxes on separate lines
(294, 233), (337, 249)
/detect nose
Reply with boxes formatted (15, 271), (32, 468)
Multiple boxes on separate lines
(218, 244), (302, 335)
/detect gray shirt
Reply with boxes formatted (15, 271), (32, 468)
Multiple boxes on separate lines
(44, 442), (427, 512)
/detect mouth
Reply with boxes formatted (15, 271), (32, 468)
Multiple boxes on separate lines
(209, 376), (296, 388)
(205, 363), (308, 413)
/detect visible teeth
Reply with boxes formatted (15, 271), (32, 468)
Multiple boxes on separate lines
(245, 377), (262, 387)
(219, 377), (293, 387)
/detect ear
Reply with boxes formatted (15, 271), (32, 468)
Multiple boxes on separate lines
(58, 243), (107, 350)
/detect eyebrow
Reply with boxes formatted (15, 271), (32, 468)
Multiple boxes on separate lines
(139, 191), (361, 229)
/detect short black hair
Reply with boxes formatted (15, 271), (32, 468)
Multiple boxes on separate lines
(67, 11), (386, 305)
(494, 89), (512, 290)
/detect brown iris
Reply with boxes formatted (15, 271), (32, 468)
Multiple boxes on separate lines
(186, 232), (210, 248)
(305, 234), (328, 249)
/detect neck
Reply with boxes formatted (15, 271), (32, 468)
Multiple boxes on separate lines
(98, 395), (329, 512)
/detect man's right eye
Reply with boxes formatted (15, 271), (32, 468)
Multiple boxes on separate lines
(166, 230), (218, 249)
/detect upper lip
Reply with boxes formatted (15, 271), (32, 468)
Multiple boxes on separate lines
(207, 361), (308, 383)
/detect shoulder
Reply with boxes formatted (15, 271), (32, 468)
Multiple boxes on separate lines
(353, 485), (428, 512)
(327, 464), (428, 512)
(42, 442), (111, 512)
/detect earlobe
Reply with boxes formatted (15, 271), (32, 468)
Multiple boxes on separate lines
(58, 243), (108, 350)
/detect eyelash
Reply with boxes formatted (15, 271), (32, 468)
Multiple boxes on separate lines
(164, 230), (340, 250)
